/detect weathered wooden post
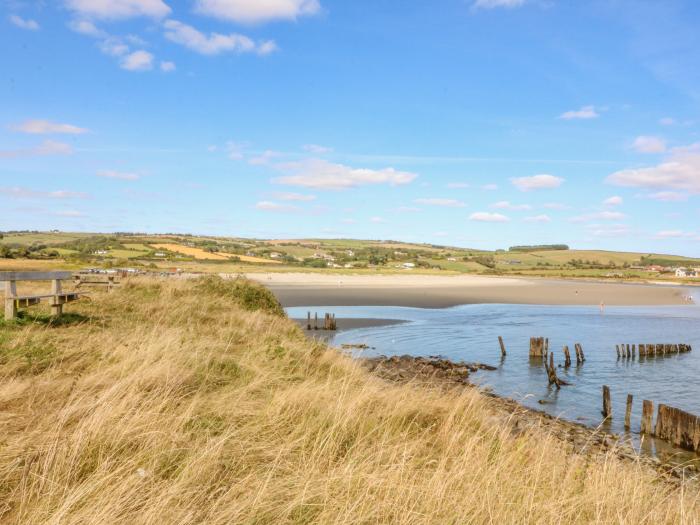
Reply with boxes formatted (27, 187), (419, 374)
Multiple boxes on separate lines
(3, 279), (17, 320)
(616, 345), (620, 358)
(314, 312), (318, 330)
(632, 344), (636, 357)
(626, 344), (631, 358)
(544, 338), (549, 357)
(602, 386), (612, 419)
(641, 400), (654, 434)
(655, 405), (700, 452)
(563, 346), (571, 368)
(498, 336), (506, 357)
(307, 311), (311, 330)
(529, 337), (545, 357)
(50, 278), (63, 317)
(625, 394), (633, 430)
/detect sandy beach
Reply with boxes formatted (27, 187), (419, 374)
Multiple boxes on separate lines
(244, 272), (690, 308)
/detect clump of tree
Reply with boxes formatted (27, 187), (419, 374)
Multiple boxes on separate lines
(509, 244), (569, 252)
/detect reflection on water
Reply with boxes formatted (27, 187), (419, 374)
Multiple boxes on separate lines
(288, 297), (700, 461)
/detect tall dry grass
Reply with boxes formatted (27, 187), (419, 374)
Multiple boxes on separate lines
(0, 276), (698, 524)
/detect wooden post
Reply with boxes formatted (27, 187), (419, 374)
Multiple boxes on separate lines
(641, 400), (654, 434)
(655, 405), (700, 452)
(544, 338), (549, 358)
(625, 394), (633, 430)
(314, 312), (318, 330)
(4, 280), (17, 320)
(632, 344), (636, 357)
(307, 311), (311, 330)
(498, 336), (506, 357)
(616, 345), (620, 358)
(50, 279), (63, 317)
(602, 385), (611, 419)
(563, 346), (571, 368)
(529, 337), (545, 357)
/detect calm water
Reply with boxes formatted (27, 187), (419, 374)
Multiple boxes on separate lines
(288, 296), (700, 455)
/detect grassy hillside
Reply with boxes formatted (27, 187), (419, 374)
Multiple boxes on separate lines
(0, 276), (697, 523)
(3, 230), (700, 281)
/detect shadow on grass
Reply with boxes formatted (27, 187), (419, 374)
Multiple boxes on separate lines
(1, 311), (91, 328)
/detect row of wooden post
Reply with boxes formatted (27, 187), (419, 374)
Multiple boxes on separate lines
(602, 386), (700, 452)
(306, 311), (337, 331)
(616, 343), (691, 358)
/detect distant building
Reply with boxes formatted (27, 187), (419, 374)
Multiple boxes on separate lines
(675, 267), (697, 278)
(447, 257), (457, 262)
(402, 262), (415, 269)
(93, 250), (108, 255)
(154, 252), (166, 257)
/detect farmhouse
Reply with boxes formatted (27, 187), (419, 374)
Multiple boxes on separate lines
(675, 267), (697, 278)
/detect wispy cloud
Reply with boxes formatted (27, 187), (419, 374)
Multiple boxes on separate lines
(647, 191), (687, 202)
(414, 198), (466, 208)
(303, 144), (332, 154)
(160, 61), (176, 72)
(120, 50), (154, 71)
(273, 192), (316, 201)
(481, 184), (498, 190)
(632, 135), (666, 154)
(524, 214), (551, 223)
(559, 105), (599, 120)
(255, 201), (299, 213)
(607, 146), (700, 193)
(0, 187), (88, 199)
(9, 14), (39, 30)
(0, 140), (74, 158)
(570, 211), (626, 223)
(602, 196), (623, 206)
(194, 0), (321, 24)
(273, 158), (417, 190)
(469, 212), (510, 222)
(473, 0), (526, 9)
(12, 119), (88, 135)
(164, 20), (276, 56)
(447, 182), (470, 189)
(65, 0), (171, 20)
(654, 230), (689, 239)
(511, 174), (564, 191)
(491, 200), (531, 210)
(97, 170), (140, 181)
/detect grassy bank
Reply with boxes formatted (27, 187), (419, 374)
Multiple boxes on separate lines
(0, 277), (698, 523)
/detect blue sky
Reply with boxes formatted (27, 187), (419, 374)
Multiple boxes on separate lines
(2, 0), (700, 254)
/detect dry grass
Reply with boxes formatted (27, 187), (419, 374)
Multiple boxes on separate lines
(0, 276), (699, 524)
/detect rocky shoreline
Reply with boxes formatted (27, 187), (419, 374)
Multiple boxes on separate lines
(359, 354), (699, 484)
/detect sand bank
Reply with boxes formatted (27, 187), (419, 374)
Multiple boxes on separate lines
(243, 273), (689, 308)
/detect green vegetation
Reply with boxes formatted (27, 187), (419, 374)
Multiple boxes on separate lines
(2, 230), (699, 282)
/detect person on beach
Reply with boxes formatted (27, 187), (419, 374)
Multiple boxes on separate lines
(599, 300), (605, 313)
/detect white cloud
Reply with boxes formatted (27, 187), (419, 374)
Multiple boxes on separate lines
(55, 210), (87, 217)
(542, 202), (570, 210)
(160, 61), (176, 72)
(659, 117), (675, 126)
(120, 50), (154, 71)
(273, 192), (316, 201)
(255, 200), (299, 212)
(607, 150), (700, 193)
(257, 40), (278, 55)
(654, 230), (687, 239)
(586, 224), (631, 238)
(524, 214), (551, 223)
(473, 0), (525, 8)
(100, 37), (130, 56)
(481, 183), (498, 191)
(68, 19), (105, 37)
(9, 15), (39, 30)
(12, 119), (88, 135)
(0, 140), (74, 158)
(164, 19), (274, 55)
(491, 200), (531, 210)
(303, 144), (332, 154)
(97, 170), (140, 181)
(632, 135), (666, 154)
(194, 0), (321, 24)
(570, 211), (626, 223)
(447, 182), (470, 189)
(370, 216), (385, 223)
(226, 141), (248, 160)
(65, 0), (171, 20)
(559, 105), (599, 120)
(414, 198), (466, 208)
(648, 191), (687, 202)
(469, 212), (510, 223)
(249, 150), (282, 165)
(0, 187), (87, 199)
(511, 174), (564, 191)
(603, 196), (623, 206)
(273, 158), (417, 190)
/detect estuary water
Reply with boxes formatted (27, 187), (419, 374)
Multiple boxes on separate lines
(287, 296), (700, 450)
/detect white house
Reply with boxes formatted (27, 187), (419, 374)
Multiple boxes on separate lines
(402, 262), (415, 269)
(675, 267), (696, 278)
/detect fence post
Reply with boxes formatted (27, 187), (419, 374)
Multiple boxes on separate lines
(498, 336), (506, 357)
(602, 385), (612, 419)
(641, 400), (654, 434)
(51, 279), (63, 317)
(4, 280), (17, 320)
(625, 394), (633, 430)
